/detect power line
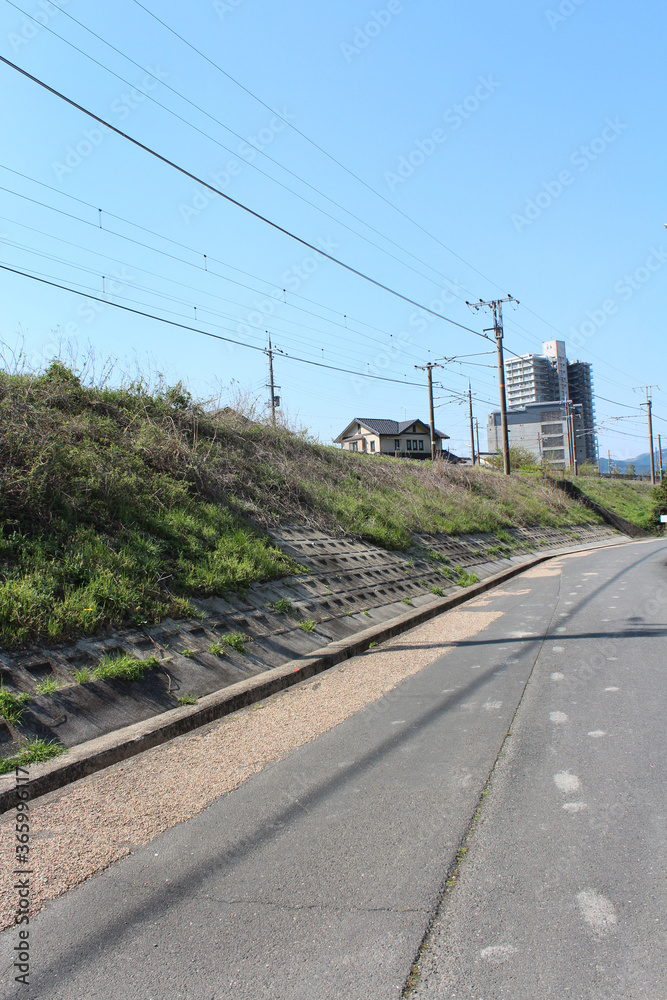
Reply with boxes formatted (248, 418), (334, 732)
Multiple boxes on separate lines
(0, 262), (433, 389)
(0, 54), (488, 343)
(3, 1), (470, 297)
(0, 211), (434, 370)
(0, 165), (430, 350)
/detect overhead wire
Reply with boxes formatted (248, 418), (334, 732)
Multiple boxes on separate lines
(0, 262), (436, 388)
(0, 54), (490, 347)
(4, 0), (473, 298)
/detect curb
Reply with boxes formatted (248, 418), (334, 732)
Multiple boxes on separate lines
(0, 536), (634, 814)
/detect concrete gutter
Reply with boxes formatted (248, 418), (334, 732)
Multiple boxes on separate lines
(0, 536), (634, 814)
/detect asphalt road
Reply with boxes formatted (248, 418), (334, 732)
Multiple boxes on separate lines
(1, 538), (664, 999)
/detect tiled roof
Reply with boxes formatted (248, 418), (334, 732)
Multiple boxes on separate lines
(356, 418), (449, 439)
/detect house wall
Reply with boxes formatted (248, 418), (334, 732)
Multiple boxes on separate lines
(380, 433), (431, 456)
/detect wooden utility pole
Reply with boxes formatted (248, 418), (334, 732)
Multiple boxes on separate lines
(415, 362), (443, 460)
(475, 417), (481, 465)
(468, 381), (476, 465)
(467, 296), (518, 475)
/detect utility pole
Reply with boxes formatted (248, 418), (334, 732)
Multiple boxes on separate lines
(596, 436), (601, 477)
(475, 417), (481, 465)
(634, 386), (659, 485)
(264, 335), (281, 428)
(565, 401), (578, 476)
(415, 362), (443, 460)
(467, 296), (518, 475)
(468, 381), (476, 465)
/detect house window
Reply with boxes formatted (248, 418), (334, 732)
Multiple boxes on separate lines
(350, 441), (358, 452)
(370, 441), (375, 452)
(394, 439), (400, 450)
(407, 440), (412, 450)
(418, 440), (424, 451)
(413, 440), (418, 450)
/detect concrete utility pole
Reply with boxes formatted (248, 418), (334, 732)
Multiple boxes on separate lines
(634, 386), (659, 485)
(265, 335), (281, 428)
(475, 417), (481, 465)
(468, 381), (476, 465)
(467, 296), (518, 475)
(565, 401), (578, 476)
(415, 362), (443, 460)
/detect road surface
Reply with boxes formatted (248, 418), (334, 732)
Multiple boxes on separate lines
(1, 537), (664, 999)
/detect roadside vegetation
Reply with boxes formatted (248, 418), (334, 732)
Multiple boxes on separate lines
(0, 359), (607, 650)
(564, 474), (657, 531)
(0, 738), (66, 776)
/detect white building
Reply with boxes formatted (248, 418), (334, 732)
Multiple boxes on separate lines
(487, 401), (587, 470)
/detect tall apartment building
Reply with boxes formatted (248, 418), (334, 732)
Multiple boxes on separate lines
(503, 341), (596, 464)
(543, 340), (569, 401)
(505, 353), (559, 409)
(566, 361), (596, 462)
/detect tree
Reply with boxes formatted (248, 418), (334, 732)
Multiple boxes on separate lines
(488, 446), (539, 472)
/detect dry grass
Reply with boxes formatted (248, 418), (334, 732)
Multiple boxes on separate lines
(0, 359), (599, 648)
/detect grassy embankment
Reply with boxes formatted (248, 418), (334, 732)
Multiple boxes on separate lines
(0, 362), (607, 652)
(564, 475), (658, 532)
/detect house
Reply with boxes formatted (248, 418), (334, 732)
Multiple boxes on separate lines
(334, 418), (450, 460)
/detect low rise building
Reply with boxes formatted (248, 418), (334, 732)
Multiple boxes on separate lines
(335, 418), (450, 460)
(486, 401), (587, 470)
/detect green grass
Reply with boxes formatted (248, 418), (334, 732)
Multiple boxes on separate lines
(565, 476), (658, 531)
(455, 570), (479, 588)
(34, 676), (63, 697)
(401, 598), (414, 606)
(268, 599), (293, 613)
(75, 653), (160, 685)
(0, 685), (31, 725)
(210, 632), (248, 655)
(430, 586), (446, 597)
(177, 694), (198, 706)
(297, 619), (316, 632)
(181, 649), (195, 658)
(0, 738), (66, 775)
(0, 361), (606, 651)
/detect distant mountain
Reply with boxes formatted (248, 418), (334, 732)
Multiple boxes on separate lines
(599, 449), (666, 476)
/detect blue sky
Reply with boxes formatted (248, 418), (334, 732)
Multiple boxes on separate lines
(1, 0), (665, 460)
